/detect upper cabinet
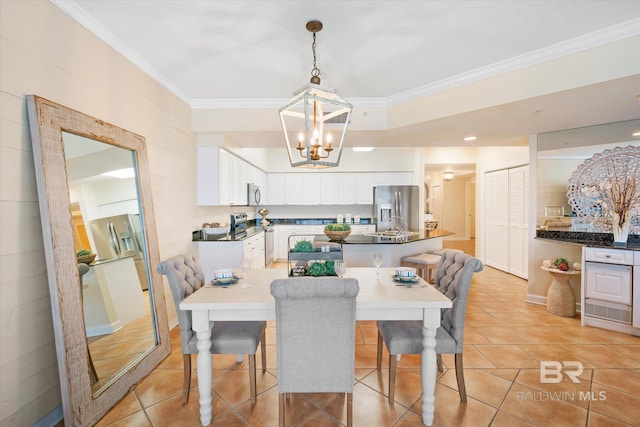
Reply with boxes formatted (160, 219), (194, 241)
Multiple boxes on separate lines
(197, 147), (265, 206)
(267, 171), (413, 206)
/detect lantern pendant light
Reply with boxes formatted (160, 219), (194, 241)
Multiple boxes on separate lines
(279, 20), (352, 168)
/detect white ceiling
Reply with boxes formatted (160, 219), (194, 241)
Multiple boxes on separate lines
(53, 0), (640, 148)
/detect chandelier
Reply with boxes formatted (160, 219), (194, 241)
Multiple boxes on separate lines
(279, 20), (352, 168)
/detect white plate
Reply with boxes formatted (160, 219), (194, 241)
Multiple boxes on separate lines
(211, 276), (240, 286)
(392, 275), (419, 283)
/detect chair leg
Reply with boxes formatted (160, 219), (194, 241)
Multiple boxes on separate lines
(455, 353), (467, 403)
(261, 334), (267, 373)
(279, 393), (285, 427)
(249, 354), (257, 404)
(376, 332), (383, 370)
(388, 354), (397, 404)
(182, 354), (191, 403)
(437, 353), (443, 372)
(347, 392), (353, 427)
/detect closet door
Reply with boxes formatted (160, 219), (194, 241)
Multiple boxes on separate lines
(508, 166), (529, 279)
(485, 170), (509, 272)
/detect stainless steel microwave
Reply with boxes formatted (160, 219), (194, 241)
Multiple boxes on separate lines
(247, 183), (261, 206)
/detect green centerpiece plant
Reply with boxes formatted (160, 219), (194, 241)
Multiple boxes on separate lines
(324, 223), (351, 241)
(293, 240), (314, 252)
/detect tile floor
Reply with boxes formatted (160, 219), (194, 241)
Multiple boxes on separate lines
(93, 241), (640, 427)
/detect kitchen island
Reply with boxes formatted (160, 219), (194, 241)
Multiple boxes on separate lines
(319, 229), (454, 267)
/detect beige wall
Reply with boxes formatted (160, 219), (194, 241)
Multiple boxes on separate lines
(0, 2), (196, 425)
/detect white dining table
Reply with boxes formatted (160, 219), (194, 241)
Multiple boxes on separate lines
(180, 267), (452, 426)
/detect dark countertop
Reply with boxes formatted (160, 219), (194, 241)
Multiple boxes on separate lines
(336, 228), (453, 244)
(267, 218), (373, 225)
(194, 221), (453, 244)
(536, 229), (640, 251)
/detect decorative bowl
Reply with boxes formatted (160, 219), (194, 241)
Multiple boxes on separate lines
(77, 253), (96, 264)
(324, 230), (351, 241)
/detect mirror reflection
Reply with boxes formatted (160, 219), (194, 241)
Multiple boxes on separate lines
(536, 119), (640, 232)
(63, 132), (157, 394)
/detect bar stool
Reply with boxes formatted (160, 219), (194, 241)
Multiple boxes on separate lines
(401, 253), (441, 284)
(428, 248), (464, 256)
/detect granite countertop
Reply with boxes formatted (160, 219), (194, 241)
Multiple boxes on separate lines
(193, 219), (453, 244)
(536, 229), (640, 251)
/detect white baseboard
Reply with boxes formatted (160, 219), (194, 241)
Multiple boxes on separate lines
(33, 405), (62, 427)
(86, 320), (122, 337)
(525, 294), (581, 313)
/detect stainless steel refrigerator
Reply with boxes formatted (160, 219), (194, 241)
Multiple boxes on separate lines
(373, 185), (419, 232)
(89, 213), (149, 290)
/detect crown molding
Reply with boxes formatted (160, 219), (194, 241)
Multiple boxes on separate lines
(50, 0), (192, 104)
(50, 1), (639, 110)
(387, 18), (640, 106)
(190, 97), (388, 109)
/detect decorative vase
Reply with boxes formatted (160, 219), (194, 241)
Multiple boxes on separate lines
(612, 211), (630, 246)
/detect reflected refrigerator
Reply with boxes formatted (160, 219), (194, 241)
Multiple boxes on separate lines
(373, 185), (419, 232)
(89, 213), (149, 290)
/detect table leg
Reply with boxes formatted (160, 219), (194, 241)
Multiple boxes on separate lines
(421, 309), (441, 426)
(193, 310), (213, 426)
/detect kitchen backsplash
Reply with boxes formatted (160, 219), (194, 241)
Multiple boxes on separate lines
(196, 204), (374, 230)
(257, 204), (373, 220)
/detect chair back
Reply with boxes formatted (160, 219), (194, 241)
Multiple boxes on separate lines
(157, 253), (206, 354)
(271, 277), (359, 393)
(433, 250), (483, 352)
(78, 263), (90, 287)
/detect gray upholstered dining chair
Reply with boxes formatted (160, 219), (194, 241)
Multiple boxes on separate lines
(376, 250), (483, 404)
(157, 253), (266, 404)
(271, 277), (360, 427)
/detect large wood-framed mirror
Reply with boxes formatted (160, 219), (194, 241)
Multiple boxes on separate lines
(26, 95), (170, 426)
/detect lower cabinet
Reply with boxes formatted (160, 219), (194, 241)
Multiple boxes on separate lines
(243, 232), (266, 270)
(194, 232), (265, 282)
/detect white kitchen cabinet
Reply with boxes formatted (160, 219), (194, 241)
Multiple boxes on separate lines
(285, 174), (305, 204)
(337, 173), (356, 204)
(372, 172), (413, 187)
(355, 173), (373, 204)
(269, 173), (287, 205)
(351, 224), (375, 234)
(321, 173), (339, 204)
(303, 174), (322, 204)
(197, 147), (259, 206)
(243, 232), (265, 269)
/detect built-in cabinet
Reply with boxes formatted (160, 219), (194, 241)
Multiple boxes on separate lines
(243, 232), (266, 270)
(268, 172), (411, 206)
(485, 165), (529, 279)
(197, 146), (412, 206)
(197, 147), (266, 206)
(582, 246), (637, 333)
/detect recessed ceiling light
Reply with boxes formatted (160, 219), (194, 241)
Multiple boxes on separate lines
(463, 136), (477, 141)
(632, 131), (640, 137)
(352, 147), (374, 152)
